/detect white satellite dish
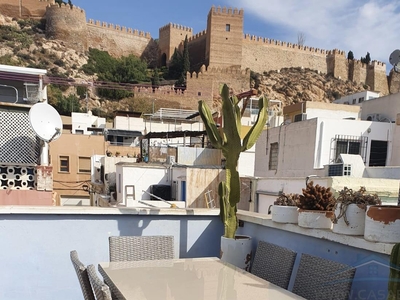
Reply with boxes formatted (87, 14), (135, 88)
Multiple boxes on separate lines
(389, 49), (400, 73)
(29, 102), (63, 142)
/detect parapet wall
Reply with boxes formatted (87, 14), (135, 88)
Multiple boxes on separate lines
(45, 3), (151, 56)
(186, 65), (250, 106)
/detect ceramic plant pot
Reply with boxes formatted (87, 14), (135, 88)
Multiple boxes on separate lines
(332, 203), (366, 235)
(271, 205), (299, 224)
(364, 205), (400, 243)
(298, 209), (334, 229)
(220, 235), (252, 271)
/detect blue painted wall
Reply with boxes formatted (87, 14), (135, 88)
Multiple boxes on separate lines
(237, 222), (392, 300)
(0, 213), (223, 300)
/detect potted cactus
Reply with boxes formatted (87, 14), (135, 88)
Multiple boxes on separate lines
(198, 84), (268, 269)
(270, 193), (300, 224)
(332, 186), (381, 235)
(297, 181), (336, 229)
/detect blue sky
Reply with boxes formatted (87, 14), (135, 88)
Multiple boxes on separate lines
(71, 0), (400, 72)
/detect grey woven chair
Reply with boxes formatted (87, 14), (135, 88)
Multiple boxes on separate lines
(87, 264), (112, 300)
(251, 241), (297, 289)
(109, 235), (174, 262)
(292, 253), (356, 300)
(70, 250), (95, 300)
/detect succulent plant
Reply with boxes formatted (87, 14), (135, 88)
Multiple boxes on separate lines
(297, 181), (335, 211)
(333, 186), (381, 225)
(389, 243), (400, 300)
(274, 193), (300, 206)
(198, 84), (268, 239)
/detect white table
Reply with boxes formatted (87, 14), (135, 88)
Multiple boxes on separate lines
(98, 257), (305, 300)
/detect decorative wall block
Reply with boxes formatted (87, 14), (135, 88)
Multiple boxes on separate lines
(0, 165), (37, 190)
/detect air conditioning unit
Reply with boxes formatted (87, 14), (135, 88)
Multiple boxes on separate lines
(166, 155), (176, 165)
(366, 114), (380, 121)
(327, 163), (352, 176)
(294, 113), (307, 122)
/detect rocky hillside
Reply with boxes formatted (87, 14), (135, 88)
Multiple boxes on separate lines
(254, 68), (368, 107)
(0, 14), (368, 115)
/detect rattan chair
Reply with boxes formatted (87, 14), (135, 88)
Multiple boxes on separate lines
(109, 235), (174, 262)
(251, 241), (297, 289)
(70, 250), (95, 300)
(292, 253), (356, 300)
(87, 264), (112, 300)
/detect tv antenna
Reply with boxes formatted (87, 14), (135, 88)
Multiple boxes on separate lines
(29, 102), (63, 143)
(389, 49), (400, 73)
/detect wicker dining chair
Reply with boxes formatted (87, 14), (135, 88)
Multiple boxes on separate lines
(251, 241), (297, 289)
(87, 264), (112, 300)
(70, 250), (95, 300)
(292, 253), (356, 300)
(109, 235), (174, 262)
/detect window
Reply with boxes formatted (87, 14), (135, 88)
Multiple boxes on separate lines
(358, 97), (364, 103)
(226, 24), (230, 32)
(76, 129), (84, 135)
(78, 157), (91, 173)
(197, 92), (202, 96)
(352, 99), (356, 104)
(59, 156), (70, 172)
(269, 143), (279, 170)
(369, 140), (387, 166)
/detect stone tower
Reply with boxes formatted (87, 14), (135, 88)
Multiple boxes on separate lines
(158, 23), (192, 66)
(45, 3), (88, 52)
(206, 6), (244, 69)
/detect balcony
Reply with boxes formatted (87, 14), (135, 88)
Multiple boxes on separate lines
(0, 207), (394, 300)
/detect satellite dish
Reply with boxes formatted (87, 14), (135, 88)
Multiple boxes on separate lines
(389, 49), (400, 73)
(29, 102), (63, 142)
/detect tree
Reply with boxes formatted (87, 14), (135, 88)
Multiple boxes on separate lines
(152, 68), (160, 87)
(182, 35), (190, 80)
(347, 51), (354, 60)
(361, 52), (371, 64)
(365, 52), (371, 64)
(67, 0), (73, 7)
(297, 32), (306, 46)
(167, 48), (183, 79)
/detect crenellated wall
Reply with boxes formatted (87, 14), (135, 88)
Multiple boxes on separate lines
(159, 23), (193, 66)
(86, 19), (151, 57)
(242, 35), (330, 75)
(45, 3), (151, 56)
(186, 64), (250, 106)
(0, 1), (392, 95)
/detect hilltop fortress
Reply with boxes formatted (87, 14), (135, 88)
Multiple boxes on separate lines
(0, 0), (395, 102)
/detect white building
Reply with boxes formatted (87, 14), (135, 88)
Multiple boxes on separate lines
(71, 111), (106, 135)
(333, 91), (380, 106)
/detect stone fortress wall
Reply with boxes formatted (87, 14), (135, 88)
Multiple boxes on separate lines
(0, 1), (393, 99)
(0, 0), (53, 19)
(44, 3), (152, 57)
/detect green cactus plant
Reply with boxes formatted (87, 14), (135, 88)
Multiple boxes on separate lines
(198, 84), (268, 239)
(389, 243), (400, 300)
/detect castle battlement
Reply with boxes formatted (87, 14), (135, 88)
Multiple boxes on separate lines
(187, 30), (207, 43)
(243, 34), (329, 55)
(189, 64), (249, 78)
(209, 5), (243, 16)
(47, 3), (84, 13)
(87, 19), (151, 38)
(327, 49), (345, 56)
(159, 23), (192, 33)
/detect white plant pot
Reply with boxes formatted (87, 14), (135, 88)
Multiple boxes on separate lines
(220, 235), (252, 271)
(332, 203), (365, 235)
(298, 209), (333, 229)
(364, 205), (400, 243)
(272, 205), (299, 224)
